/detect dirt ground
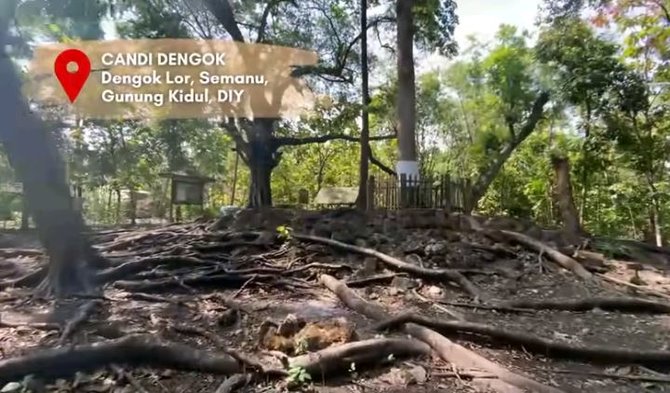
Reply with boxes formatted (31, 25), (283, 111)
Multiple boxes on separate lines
(2, 208), (670, 393)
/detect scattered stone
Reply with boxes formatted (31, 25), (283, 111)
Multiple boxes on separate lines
(426, 285), (443, 298)
(370, 232), (393, 245)
(217, 308), (239, 327)
(277, 314), (307, 337)
(391, 276), (417, 291)
(354, 238), (368, 248)
(352, 257), (378, 279)
(424, 241), (448, 256)
(403, 365), (427, 385)
(1, 382), (21, 393)
(402, 240), (424, 254)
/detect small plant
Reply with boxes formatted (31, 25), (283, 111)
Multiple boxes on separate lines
(286, 365), (312, 388)
(277, 225), (293, 241)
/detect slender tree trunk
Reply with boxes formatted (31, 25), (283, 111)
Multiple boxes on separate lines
(129, 189), (137, 226)
(106, 187), (113, 221)
(20, 192), (29, 230)
(115, 188), (121, 224)
(649, 193), (664, 247)
(551, 154), (583, 242)
(469, 92), (549, 212)
(578, 102), (592, 225)
(395, 0), (418, 179)
(357, 0), (370, 210)
(230, 148), (239, 205)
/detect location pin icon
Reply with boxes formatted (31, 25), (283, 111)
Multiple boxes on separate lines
(54, 49), (91, 103)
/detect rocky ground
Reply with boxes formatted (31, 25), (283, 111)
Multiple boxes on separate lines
(1, 208), (670, 393)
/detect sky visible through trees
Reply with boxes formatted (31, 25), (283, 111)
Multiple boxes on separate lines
(0, 0), (667, 245)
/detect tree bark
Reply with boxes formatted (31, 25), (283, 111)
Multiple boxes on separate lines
(244, 119), (278, 208)
(247, 157), (273, 208)
(551, 154), (583, 242)
(649, 200), (663, 247)
(0, 14), (100, 296)
(395, 0), (418, 177)
(20, 192), (29, 230)
(115, 188), (122, 224)
(357, 0), (370, 211)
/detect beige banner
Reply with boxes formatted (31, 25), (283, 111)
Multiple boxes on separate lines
(22, 39), (319, 119)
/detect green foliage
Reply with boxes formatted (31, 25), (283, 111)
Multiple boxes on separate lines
(276, 225), (293, 240)
(286, 365), (312, 387)
(412, 0), (459, 56)
(3, 0), (668, 245)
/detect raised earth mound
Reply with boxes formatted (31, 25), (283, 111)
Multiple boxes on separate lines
(2, 208), (670, 393)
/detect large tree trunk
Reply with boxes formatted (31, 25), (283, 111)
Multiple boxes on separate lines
(551, 154), (583, 243)
(247, 156), (273, 208)
(395, 0), (418, 180)
(245, 119), (277, 208)
(469, 92), (550, 212)
(357, 0), (370, 210)
(0, 24), (101, 296)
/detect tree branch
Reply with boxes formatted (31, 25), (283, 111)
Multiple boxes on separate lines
(202, 0), (245, 42)
(469, 91), (550, 211)
(257, 0), (295, 43)
(653, 0), (670, 25)
(369, 147), (396, 176)
(275, 133), (396, 147)
(290, 16), (395, 79)
(220, 120), (249, 163)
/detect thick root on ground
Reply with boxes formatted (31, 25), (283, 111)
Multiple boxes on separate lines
(319, 274), (565, 393)
(0, 334), (241, 385)
(373, 313), (670, 367)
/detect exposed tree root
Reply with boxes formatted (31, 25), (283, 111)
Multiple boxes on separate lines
(0, 317), (59, 330)
(58, 300), (102, 345)
(440, 296), (670, 315)
(289, 338), (431, 377)
(460, 241), (517, 257)
(0, 267), (46, 290)
(295, 234), (484, 300)
(96, 255), (222, 283)
(214, 374), (251, 393)
(170, 324), (285, 376)
(502, 297), (670, 314)
(111, 364), (150, 393)
(596, 273), (670, 300)
(228, 262), (351, 276)
(122, 292), (190, 305)
(0, 334), (241, 385)
(373, 313), (670, 367)
(319, 274), (564, 393)
(491, 229), (592, 280)
(345, 273), (405, 287)
(113, 273), (267, 293)
(0, 333), (435, 387)
(553, 368), (670, 384)
(0, 248), (43, 257)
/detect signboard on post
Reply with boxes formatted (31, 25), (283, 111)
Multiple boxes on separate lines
(172, 179), (206, 205)
(160, 172), (215, 222)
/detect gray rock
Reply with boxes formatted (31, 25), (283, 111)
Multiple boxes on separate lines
(424, 241), (448, 256)
(0, 382), (21, 393)
(391, 276), (418, 290)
